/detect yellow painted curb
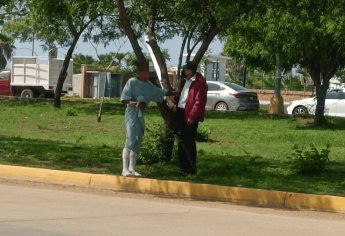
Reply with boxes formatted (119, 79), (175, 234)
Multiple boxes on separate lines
(1, 164), (345, 213)
(285, 192), (345, 212)
(0, 165), (91, 187)
(90, 174), (193, 196)
(90, 174), (286, 208)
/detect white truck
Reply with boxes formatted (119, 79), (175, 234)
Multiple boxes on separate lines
(0, 56), (73, 98)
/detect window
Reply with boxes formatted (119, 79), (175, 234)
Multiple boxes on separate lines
(210, 61), (219, 80)
(326, 92), (342, 99)
(207, 83), (221, 91)
(223, 82), (248, 91)
(0, 71), (10, 81)
(339, 92), (345, 100)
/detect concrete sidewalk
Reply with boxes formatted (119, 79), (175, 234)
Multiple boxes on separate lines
(0, 164), (344, 213)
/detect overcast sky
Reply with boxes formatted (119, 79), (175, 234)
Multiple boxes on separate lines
(13, 36), (225, 67)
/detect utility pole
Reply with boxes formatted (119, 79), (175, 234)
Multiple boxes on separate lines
(31, 32), (35, 57)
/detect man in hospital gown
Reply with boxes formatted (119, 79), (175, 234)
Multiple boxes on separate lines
(120, 63), (175, 177)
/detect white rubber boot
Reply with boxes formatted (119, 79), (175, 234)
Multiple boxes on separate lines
(129, 151), (141, 177)
(122, 148), (132, 177)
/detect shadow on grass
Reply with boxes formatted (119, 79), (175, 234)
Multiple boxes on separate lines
(1, 133), (345, 196)
(204, 110), (268, 120)
(0, 135), (122, 175)
(142, 152), (345, 196)
(287, 115), (345, 130)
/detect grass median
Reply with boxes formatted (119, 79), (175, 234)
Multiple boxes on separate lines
(0, 98), (345, 196)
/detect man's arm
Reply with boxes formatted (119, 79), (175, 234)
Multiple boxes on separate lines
(122, 100), (146, 110)
(122, 100), (138, 105)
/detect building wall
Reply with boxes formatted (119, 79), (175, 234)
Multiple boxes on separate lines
(204, 58), (227, 82)
(78, 64), (123, 98)
(254, 89), (313, 102)
(72, 74), (81, 96)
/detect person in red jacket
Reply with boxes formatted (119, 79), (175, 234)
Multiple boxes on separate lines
(173, 61), (208, 175)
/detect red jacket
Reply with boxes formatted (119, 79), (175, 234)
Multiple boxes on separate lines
(176, 72), (208, 122)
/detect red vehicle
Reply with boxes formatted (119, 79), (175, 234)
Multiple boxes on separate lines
(0, 69), (11, 96)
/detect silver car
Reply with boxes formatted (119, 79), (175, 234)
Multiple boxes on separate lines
(205, 81), (260, 111)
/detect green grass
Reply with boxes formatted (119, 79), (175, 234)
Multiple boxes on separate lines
(1, 98), (345, 196)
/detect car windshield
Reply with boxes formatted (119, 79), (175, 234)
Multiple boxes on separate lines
(0, 70), (10, 80)
(221, 82), (248, 92)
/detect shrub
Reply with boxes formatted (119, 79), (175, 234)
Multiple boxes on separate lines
(65, 107), (78, 116)
(139, 122), (210, 164)
(290, 143), (330, 175)
(139, 121), (176, 164)
(196, 125), (211, 142)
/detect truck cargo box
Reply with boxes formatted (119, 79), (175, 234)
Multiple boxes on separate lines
(10, 56), (73, 97)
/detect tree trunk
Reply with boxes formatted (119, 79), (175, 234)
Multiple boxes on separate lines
(147, 15), (177, 161)
(191, 27), (218, 65)
(117, 0), (146, 66)
(0, 54), (7, 69)
(146, 36), (172, 91)
(308, 65), (331, 126)
(268, 52), (284, 114)
(177, 34), (188, 77)
(157, 102), (177, 162)
(53, 37), (79, 108)
(52, 13), (97, 108)
(314, 84), (328, 126)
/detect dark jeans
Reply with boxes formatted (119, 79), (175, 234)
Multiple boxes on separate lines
(176, 108), (198, 175)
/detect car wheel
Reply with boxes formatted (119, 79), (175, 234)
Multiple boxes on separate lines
(215, 102), (228, 111)
(292, 106), (308, 115)
(20, 89), (34, 98)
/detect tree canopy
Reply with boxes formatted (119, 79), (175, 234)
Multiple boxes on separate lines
(4, 0), (115, 107)
(224, 0), (345, 125)
(0, 0), (15, 69)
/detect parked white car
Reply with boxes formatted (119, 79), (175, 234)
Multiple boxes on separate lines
(286, 90), (345, 117)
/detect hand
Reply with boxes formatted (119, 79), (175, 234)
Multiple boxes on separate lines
(172, 105), (177, 113)
(166, 90), (177, 96)
(187, 118), (193, 125)
(137, 101), (146, 111)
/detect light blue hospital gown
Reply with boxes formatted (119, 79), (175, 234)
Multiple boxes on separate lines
(120, 77), (166, 153)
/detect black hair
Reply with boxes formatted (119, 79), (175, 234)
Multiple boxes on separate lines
(183, 61), (197, 74)
(137, 61), (149, 72)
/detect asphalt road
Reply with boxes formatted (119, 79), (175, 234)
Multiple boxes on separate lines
(1, 181), (345, 236)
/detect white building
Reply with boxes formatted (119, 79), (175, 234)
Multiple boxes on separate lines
(183, 54), (230, 82)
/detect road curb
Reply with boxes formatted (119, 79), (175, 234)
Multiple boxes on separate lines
(1, 164), (344, 213)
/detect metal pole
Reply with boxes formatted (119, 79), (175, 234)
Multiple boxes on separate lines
(274, 52), (282, 97)
(216, 59), (219, 81)
(32, 32), (35, 57)
(262, 72), (265, 90)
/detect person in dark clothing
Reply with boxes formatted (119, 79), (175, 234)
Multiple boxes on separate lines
(173, 61), (208, 175)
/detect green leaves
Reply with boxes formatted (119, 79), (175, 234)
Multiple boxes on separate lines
(4, 0), (113, 47)
(290, 143), (330, 175)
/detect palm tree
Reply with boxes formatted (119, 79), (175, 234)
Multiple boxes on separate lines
(72, 53), (96, 73)
(0, 34), (14, 69)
